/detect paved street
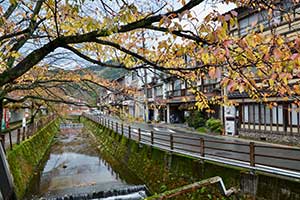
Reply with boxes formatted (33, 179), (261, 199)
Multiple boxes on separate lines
(87, 114), (300, 178)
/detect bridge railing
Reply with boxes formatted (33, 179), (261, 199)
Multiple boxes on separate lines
(83, 113), (300, 179)
(60, 123), (84, 129)
(0, 114), (56, 153)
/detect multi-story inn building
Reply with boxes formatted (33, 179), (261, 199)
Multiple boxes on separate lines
(100, 67), (221, 124)
(224, 1), (300, 144)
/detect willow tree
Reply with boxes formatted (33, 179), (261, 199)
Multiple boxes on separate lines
(0, 0), (300, 120)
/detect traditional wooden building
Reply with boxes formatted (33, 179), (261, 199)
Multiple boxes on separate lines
(225, 1), (300, 145)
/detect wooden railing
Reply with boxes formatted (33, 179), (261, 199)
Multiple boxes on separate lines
(84, 113), (300, 178)
(0, 114), (56, 153)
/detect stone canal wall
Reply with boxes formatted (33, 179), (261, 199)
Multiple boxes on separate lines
(6, 118), (60, 199)
(82, 117), (300, 200)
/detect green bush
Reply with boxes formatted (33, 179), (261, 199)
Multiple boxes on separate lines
(205, 118), (222, 134)
(196, 127), (207, 133)
(185, 111), (206, 129)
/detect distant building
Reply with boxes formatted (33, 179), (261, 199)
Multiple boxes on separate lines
(99, 64), (221, 124)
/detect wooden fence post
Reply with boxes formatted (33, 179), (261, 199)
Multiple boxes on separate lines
(170, 134), (174, 150)
(200, 138), (205, 157)
(250, 142), (255, 167)
(121, 124), (124, 135)
(17, 129), (21, 144)
(128, 126), (131, 139)
(22, 127), (26, 141)
(151, 131), (154, 145)
(8, 131), (12, 150)
(138, 128), (141, 142)
(26, 124), (31, 139)
(116, 122), (119, 133)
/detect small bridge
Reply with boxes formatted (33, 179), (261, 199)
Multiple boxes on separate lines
(60, 123), (83, 129)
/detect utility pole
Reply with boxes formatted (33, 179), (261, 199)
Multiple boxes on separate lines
(142, 30), (149, 122)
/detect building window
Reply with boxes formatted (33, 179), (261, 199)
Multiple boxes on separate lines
(174, 79), (181, 90)
(239, 17), (249, 36)
(260, 104), (265, 124)
(147, 88), (152, 98)
(258, 10), (269, 28)
(154, 85), (163, 97)
(254, 104), (259, 124)
(277, 105), (283, 124)
(248, 104), (253, 123)
(243, 103), (284, 125)
(239, 9), (282, 36)
(291, 104), (298, 125)
(265, 106), (271, 124)
(244, 105), (249, 123)
(173, 79), (181, 96)
(132, 71), (137, 80)
(270, 10), (281, 26)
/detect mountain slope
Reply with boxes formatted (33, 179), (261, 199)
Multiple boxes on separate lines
(86, 65), (128, 80)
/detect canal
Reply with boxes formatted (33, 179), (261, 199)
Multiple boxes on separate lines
(25, 122), (147, 199)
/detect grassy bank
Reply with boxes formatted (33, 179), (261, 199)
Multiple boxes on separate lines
(81, 117), (241, 199)
(6, 118), (60, 199)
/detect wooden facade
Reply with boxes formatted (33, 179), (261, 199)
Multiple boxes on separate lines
(227, 1), (300, 142)
(239, 102), (300, 134)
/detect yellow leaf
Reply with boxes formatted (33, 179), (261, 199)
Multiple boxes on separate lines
(269, 79), (274, 87)
(259, 23), (264, 32)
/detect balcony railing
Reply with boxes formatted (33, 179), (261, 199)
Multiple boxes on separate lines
(166, 83), (220, 98)
(198, 82), (220, 94)
(166, 89), (186, 98)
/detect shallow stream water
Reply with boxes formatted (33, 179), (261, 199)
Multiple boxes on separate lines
(26, 122), (145, 199)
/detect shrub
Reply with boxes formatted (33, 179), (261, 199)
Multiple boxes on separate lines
(196, 127), (207, 133)
(205, 118), (222, 134)
(185, 110), (206, 129)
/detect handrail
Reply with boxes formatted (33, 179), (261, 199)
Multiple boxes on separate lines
(205, 139), (249, 146)
(254, 144), (300, 151)
(83, 113), (300, 179)
(1, 114), (57, 152)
